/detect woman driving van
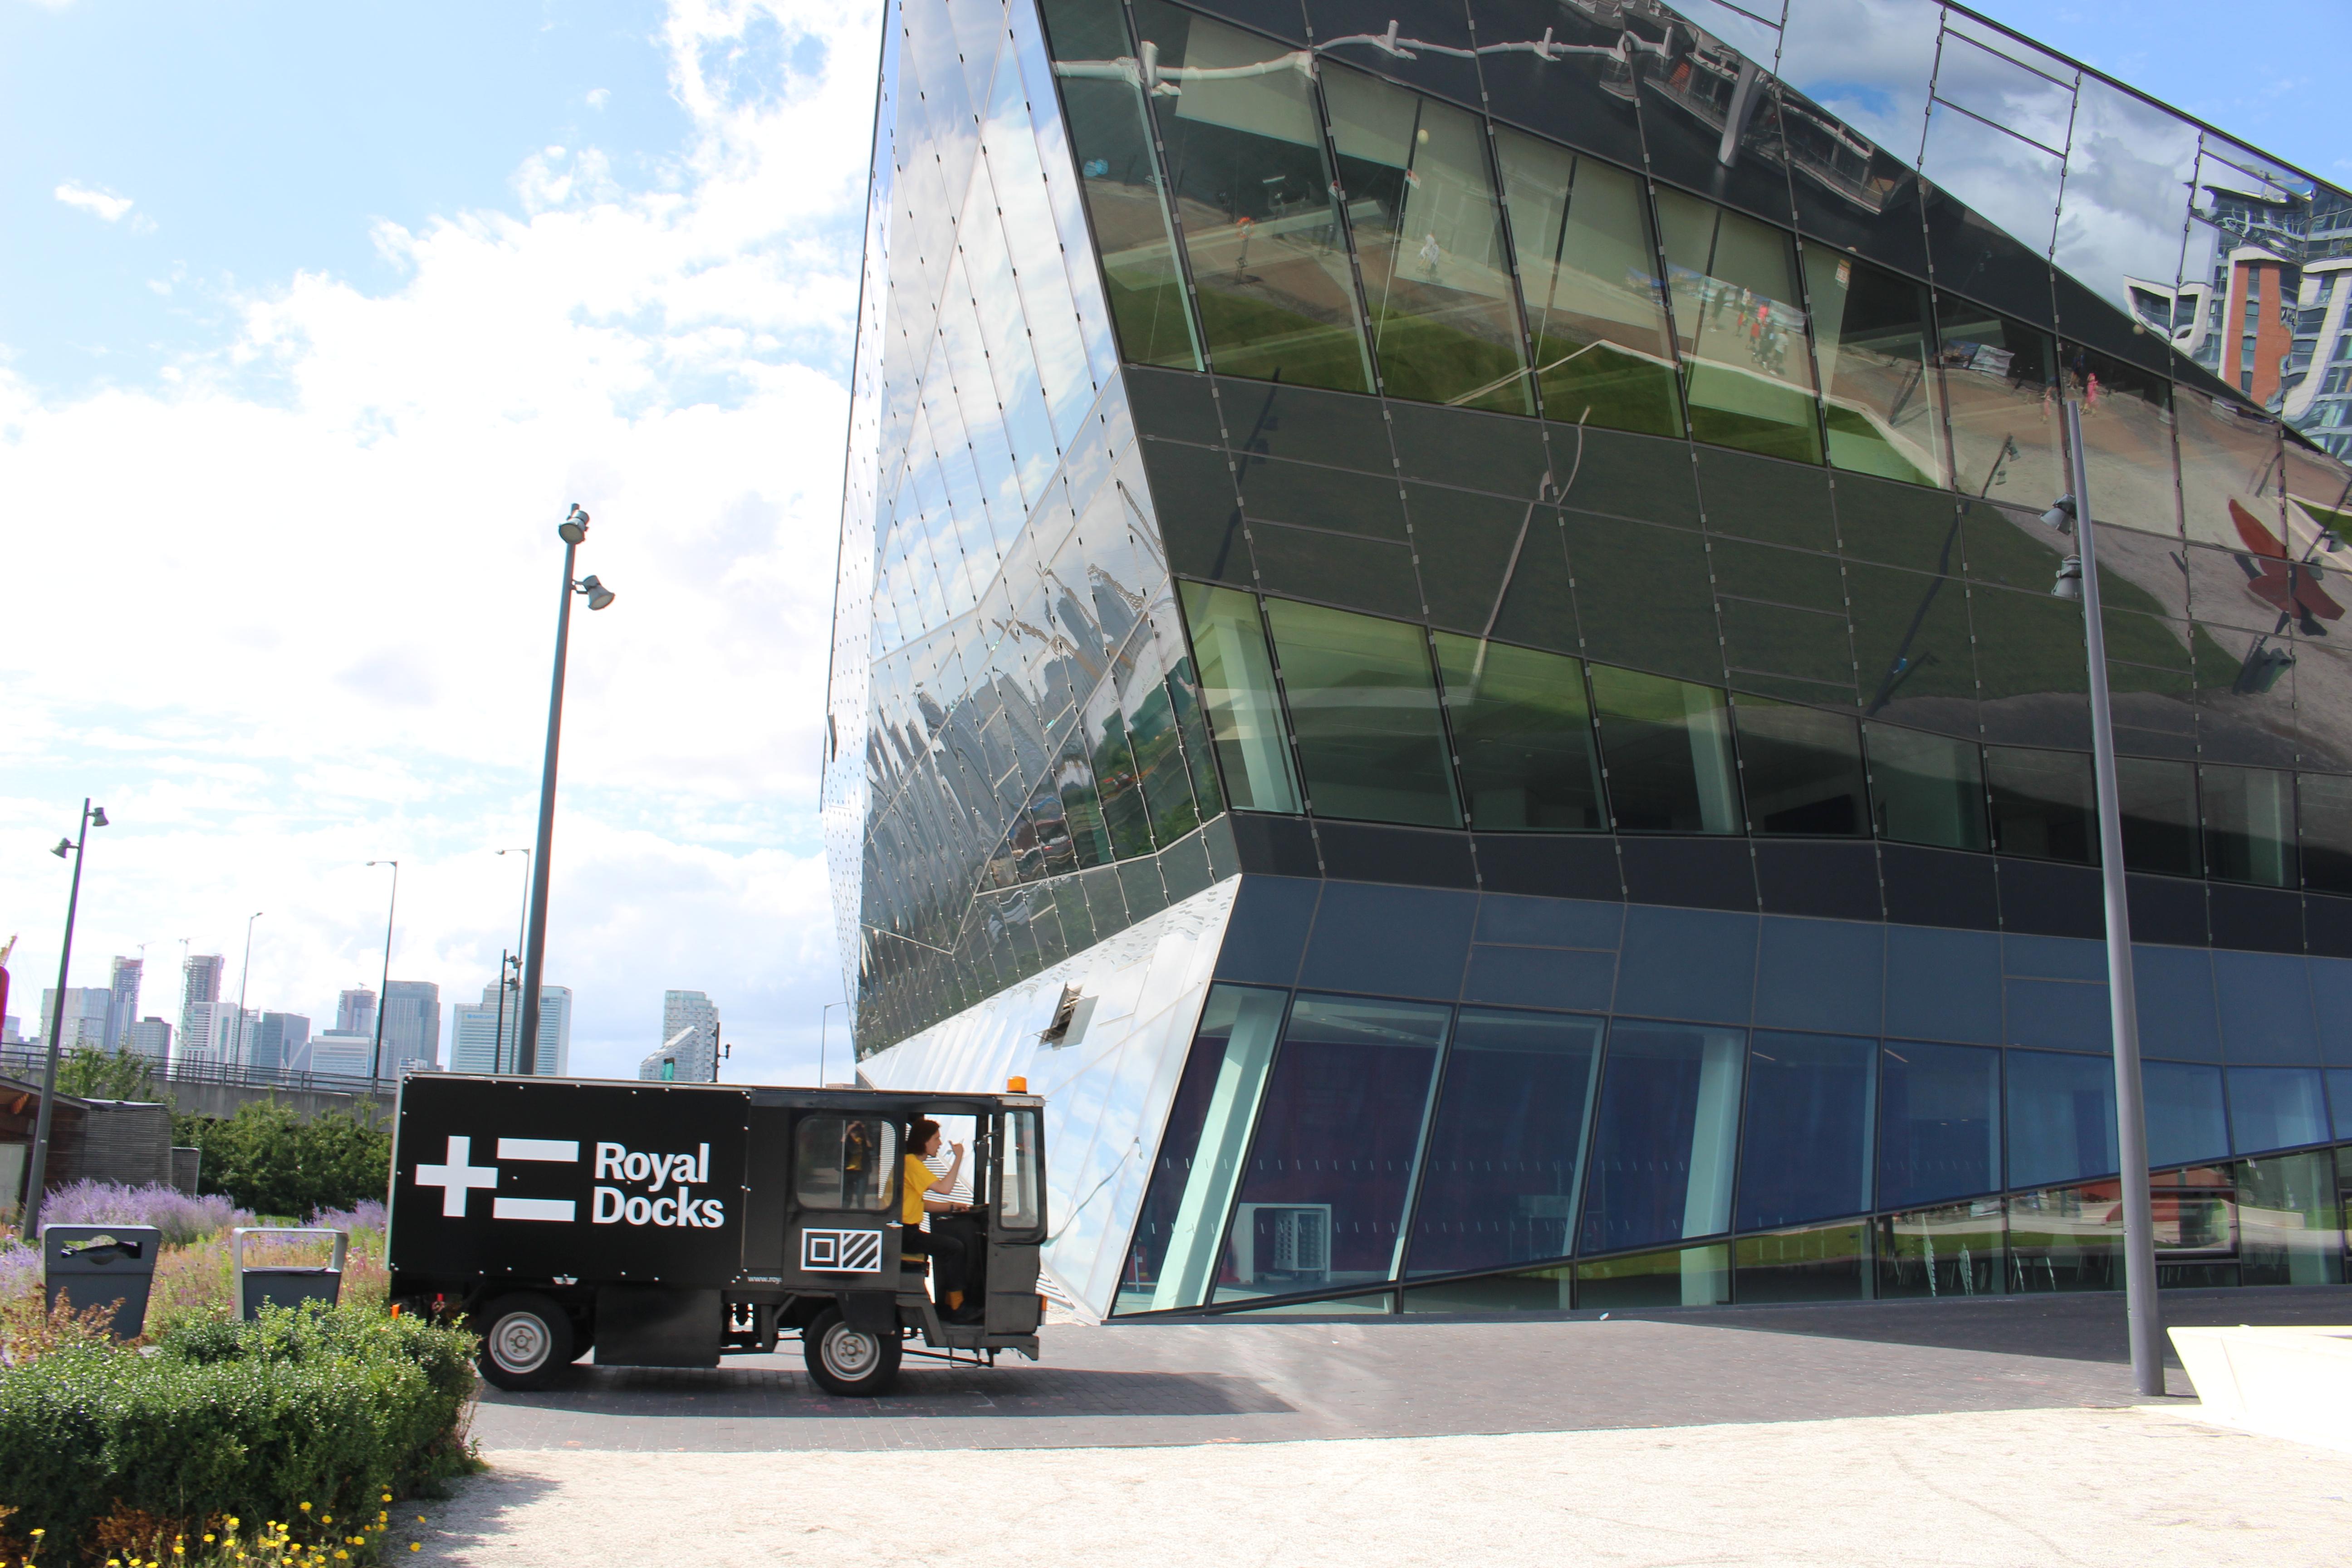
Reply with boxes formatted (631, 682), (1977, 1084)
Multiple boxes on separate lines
(901, 1119), (980, 1321)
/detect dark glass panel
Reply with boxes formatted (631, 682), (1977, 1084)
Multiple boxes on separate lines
(1695, 446), (1836, 553)
(1130, 2), (1371, 392)
(1408, 483), (1561, 639)
(1807, 250), (1946, 488)
(1588, 665), (1740, 833)
(2006, 1183), (2122, 1293)
(1733, 1223), (1872, 1304)
(2235, 1151), (2344, 1286)
(1297, 881), (1475, 1000)
(2143, 1060), (2229, 1169)
(1261, 597), (1459, 827)
(2201, 764), (2297, 887)
(1574, 1241), (1730, 1308)
(2134, 945), (2222, 1063)
(1714, 543), (1856, 697)
(1969, 580), (2093, 750)
(1321, 67), (1532, 413)
(1985, 746), (2095, 863)
(1400, 1264), (1574, 1313)
(1042, 0), (1199, 368)
(1865, 724), (1988, 851)
(1431, 632), (1605, 831)
(1223, 377), (1393, 473)
(1215, 995), (1450, 1302)
(2228, 1068), (2329, 1154)
(1247, 520), (1424, 620)
(1474, 893), (1622, 950)
(1178, 583), (1302, 813)
(1578, 1021), (1746, 1254)
(1467, 0), (1646, 173)
(1737, 1034), (1875, 1231)
(1387, 399), (1553, 497)
(1406, 1009), (1603, 1279)
(1847, 562), (1980, 733)
(1556, 424), (1704, 529)
(1614, 906), (1757, 1026)
(2337, 1071), (2352, 1139)
(2062, 342), (2180, 540)
(1837, 470), (1966, 576)
(1878, 1040), (2001, 1208)
(2303, 773), (2352, 894)
(1875, 1200), (2007, 1299)
(1236, 454), (1408, 540)
(2116, 756), (2200, 877)
(1731, 697), (1870, 836)
(1934, 294), (2065, 504)
(1492, 129), (1683, 437)
(2006, 1049), (2119, 1189)
(1561, 514), (1725, 684)
(1754, 916), (1881, 1035)
(1654, 187), (1825, 464)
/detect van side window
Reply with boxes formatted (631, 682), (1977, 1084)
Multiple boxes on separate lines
(999, 1109), (1042, 1231)
(795, 1114), (898, 1212)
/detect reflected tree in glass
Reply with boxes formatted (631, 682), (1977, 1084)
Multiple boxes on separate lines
(1431, 632), (1605, 830)
(1588, 665), (1740, 833)
(1654, 187), (1825, 463)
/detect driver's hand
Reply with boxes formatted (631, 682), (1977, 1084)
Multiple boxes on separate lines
(951, 1142), (965, 1157)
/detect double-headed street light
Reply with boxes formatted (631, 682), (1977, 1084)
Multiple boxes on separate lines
(26, 800), (109, 1235)
(2042, 401), (2161, 1397)
(517, 505), (617, 1074)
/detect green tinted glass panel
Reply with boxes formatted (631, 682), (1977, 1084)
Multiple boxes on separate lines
(2202, 763), (2295, 886)
(1732, 1223), (1872, 1304)
(1655, 188), (1823, 464)
(1874, 1200), (2007, 1299)
(1178, 583), (1301, 813)
(1865, 724), (1989, 850)
(1574, 1242), (1730, 1308)
(1731, 696), (1869, 835)
(1588, 665), (1740, 833)
(1263, 598), (1460, 827)
(1431, 632), (1605, 831)
(1985, 745), (2096, 862)
(1806, 250), (1945, 487)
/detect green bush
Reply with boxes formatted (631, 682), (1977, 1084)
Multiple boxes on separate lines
(173, 1101), (392, 1218)
(0, 1301), (476, 1554)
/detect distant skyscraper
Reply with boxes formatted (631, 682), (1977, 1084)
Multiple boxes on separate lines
(181, 1003), (247, 1066)
(652, 991), (719, 1083)
(337, 989), (377, 1037)
(37, 988), (112, 1053)
(1, 1017), (20, 1045)
(247, 1012), (312, 1074)
(127, 1018), (171, 1064)
(450, 983), (569, 1076)
(380, 980), (441, 1073)
(307, 1031), (375, 1078)
(179, 956), (223, 1059)
(106, 957), (142, 1049)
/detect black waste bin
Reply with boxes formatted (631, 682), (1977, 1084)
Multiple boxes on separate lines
(43, 1224), (161, 1341)
(233, 1227), (348, 1320)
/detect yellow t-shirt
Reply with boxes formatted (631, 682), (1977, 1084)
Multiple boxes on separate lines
(902, 1153), (938, 1225)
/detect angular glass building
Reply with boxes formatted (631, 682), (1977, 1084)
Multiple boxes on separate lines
(824, 0), (2352, 1320)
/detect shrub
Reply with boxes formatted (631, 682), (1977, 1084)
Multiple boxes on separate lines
(174, 1102), (391, 1218)
(0, 1301), (477, 1556)
(42, 1180), (249, 1245)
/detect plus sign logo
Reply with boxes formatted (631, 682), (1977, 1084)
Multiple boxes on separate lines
(413, 1135), (580, 1222)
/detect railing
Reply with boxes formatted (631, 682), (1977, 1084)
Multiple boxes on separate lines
(0, 1046), (413, 1101)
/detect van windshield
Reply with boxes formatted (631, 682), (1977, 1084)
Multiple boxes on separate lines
(795, 1114), (898, 1212)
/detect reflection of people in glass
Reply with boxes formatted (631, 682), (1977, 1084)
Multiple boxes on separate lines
(901, 1119), (980, 1322)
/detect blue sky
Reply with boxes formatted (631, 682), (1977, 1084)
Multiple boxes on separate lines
(0, 0), (2337, 1083)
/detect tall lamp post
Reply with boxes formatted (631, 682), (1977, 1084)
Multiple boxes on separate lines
(366, 861), (399, 1085)
(495, 848), (529, 1072)
(2046, 399), (2162, 1397)
(517, 505), (616, 1075)
(24, 800), (108, 1235)
(233, 911), (262, 1077)
(819, 1000), (846, 1089)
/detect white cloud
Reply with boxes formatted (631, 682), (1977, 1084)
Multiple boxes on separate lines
(0, 0), (880, 1080)
(586, 88), (612, 110)
(54, 181), (135, 223)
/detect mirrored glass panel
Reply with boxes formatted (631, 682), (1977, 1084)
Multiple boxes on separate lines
(1866, 723), (1989, 850)
(1985, 745), (2096, 862)
(1322, 67), (1531, 413)
(2302, 772), (2352, 895)
(1734, 1221), (1873, 1303)
(2117, 756), (2200, 877)
(1578, 1021), (1746, 1255)
(1406, 1009), (1603, 1279)
(1806, 250), (1946, 487)
(1588, 665), (1740, 833)
(2228, 1068), (2329, 1155)
(1493, 130), (1683, 437)
(2007, 1181), (2122, 1292)
(1878, 1040), (2002, 1209)
(1178, 583), (1301, 813)
(2065, 343), (2179, 539)
(1216, 994), (1450, 1303)
(2235, 1151), (2344, 1285)
(1262, 597), (1461, 827)
(2007, 1049), (2119, 1189)
(1935, 294), (2064, 504)
(1875, 1199), (2007, 1299)
(2201, 763), (2297, 887)
(1737, 1034), (1876, 1231)
(2052, 79), (2200, 372)
(1655, 187), (1825, 464)
(1733, 696), (1870, 835)
(1432, 633), (1606, 831)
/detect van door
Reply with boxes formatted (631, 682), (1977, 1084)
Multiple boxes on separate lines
(984, 1108), (1045, 1332)
(781, 1112), (902, 1289)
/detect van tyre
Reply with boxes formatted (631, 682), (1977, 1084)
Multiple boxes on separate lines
(476, 1293), (574, 1392)
(803, 1306), (901, 1397)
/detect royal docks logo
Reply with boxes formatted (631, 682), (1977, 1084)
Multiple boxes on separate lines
(411, 1136), (729, 1228)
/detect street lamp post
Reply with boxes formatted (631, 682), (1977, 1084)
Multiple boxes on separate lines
(496, 848), (529, 1072)
(366, 861), (399, 1085)
(819, 1000), (846, 1088)
(517, 505), (616, 1075)
(233, 911), (262, 1079)
(24, 800), (108, 1235)
(2048, 399), (2163, 1397)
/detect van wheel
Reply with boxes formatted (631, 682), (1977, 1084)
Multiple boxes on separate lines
(476, 1293), (574, 1392)
(802, 1307), (901, 1397)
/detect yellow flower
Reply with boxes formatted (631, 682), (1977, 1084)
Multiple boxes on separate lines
(299, 1504), (311, 1514)
(334, 1555), (347, 1562)
(380, 1495), (391, 1504)
(205, 1538), (216, 1545)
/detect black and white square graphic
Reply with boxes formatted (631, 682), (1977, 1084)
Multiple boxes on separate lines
(801, 1228), (884, 1273)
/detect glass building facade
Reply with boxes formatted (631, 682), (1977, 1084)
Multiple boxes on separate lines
(825, 0), (2352, 1320)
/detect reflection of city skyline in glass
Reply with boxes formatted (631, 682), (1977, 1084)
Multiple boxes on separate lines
(827, 0), (2352, 1321)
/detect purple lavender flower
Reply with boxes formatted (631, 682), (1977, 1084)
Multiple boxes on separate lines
(41, 1181), (249, 1246)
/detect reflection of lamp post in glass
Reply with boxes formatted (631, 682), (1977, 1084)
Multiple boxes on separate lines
(517, 506), (617, 1075)
(2043, 400), (2162, 1398)
(24, 801), (108, 1235)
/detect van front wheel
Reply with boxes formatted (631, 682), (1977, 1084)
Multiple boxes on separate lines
(802, 1306), (901, 1397)
(477, 1293), (574, 1392)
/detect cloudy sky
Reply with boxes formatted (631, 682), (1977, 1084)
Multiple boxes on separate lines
(0, 0), (2339, 1083)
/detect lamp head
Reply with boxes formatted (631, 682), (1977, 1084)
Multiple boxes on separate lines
(581, 574), (616, 611)
(88, 807), (109, 828)
(559, 504), (589, 545)
(51, 838), (71, 859)
(2040, 495), (2078, 533)
(2052, 555), (2084, 601)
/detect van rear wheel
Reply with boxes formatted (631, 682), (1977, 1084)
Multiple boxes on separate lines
(477, 1293), (574, 1392)
(802, 1306), (901, 1397)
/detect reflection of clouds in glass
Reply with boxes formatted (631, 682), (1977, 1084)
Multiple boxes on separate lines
(1775, 0), (1940, 159)
(2052, 83), (2200, 317)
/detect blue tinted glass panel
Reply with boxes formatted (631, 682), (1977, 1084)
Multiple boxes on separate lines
(1216, 995), (1449, 1302)
(1754, 919), (1882, 1035)
(2331, 1070), (2352, 1140)
(1406, 1009), (1603, 1278)
(2214, 951), (2320, 1064)
(1297, 882), (1476, 1000)
(2313, 960), (2352, 1066)
(2004, 979), (2110, 1052)
(1884, 926), (2002, 1044)
(1614, 906), (1756, 1024)
(1578, 1021), (1745, 1254)
(2134, 946), (2221, 1063)
(2227, 1067), (2330, 1153)
(2142, 1061), (2229, 1169)
(2006, 1049), (2119, 1189)
(1878, 1042), (2002, 1208)
(1212, 876), (1319, 987)
(1737, 1033), (1876, 1231)
(1474, 894), (1623, 950)
(1460, 946), (1616, 1012)
(2003, 934), (2107, 980)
